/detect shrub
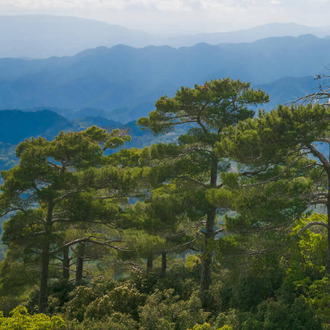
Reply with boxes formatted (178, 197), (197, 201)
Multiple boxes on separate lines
(188, 323), (232, 330)
(69, 312), (138, 330)
(0, 305), (66, 330)
(139, 289), (209, 330)
(84, 285), (145, 320)
(66, 287), (96, 322)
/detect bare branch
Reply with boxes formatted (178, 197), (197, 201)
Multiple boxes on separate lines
(240, 169), (263, 177)
(176, 176), (207, 188)
(88, 239), (130, 252)
(109, 260), (141, 271)
(50, 237), (93, 255)
(316, 138), (330, 144)
(242, 153), (307, 188)
(214, 227), (225, 235)
(297, 222), (330, 235)
(288, 91), (330, 106)
(306, 143), (330, 174)
(47, 161), (61, 169)
(196, 115), (208, 134)
(310, 199), (328, 205)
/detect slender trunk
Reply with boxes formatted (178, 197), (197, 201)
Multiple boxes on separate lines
(326, 146), (330, 274)
(200, 207), (216, 305)
(161, 252), (167, 278)
(327, 200), (330, 274)
(147, 255), (153, 272)
(38, 201), (54, 313)
(76, 256), (84, 284)
(200, 156), (218, 306)
(76, 243), (85, 285)
(63, 245), (70, 281)
(38, 239), (50, 313)
(327, 144), (330, 274)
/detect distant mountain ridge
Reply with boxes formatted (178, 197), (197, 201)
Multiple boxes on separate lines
(0, 109), (185, 172)
(0, 35), (329, 121)
(11, 76), (320, 117)
(0, 110), (72, 144)
(0, 110), (135, 145)
(258, 76), (320, 110)
(1, 15), (330, 58)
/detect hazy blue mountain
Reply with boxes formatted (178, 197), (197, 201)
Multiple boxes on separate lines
(0, 15), (151, 59)
(0, 74), (324, 171)
(258, 76), (320, 110)
(0, 35), (329, 121)
(19, 106), (77, 118)
(0, 110), (119, 171)
(72, 116), (123, 130)
(1, 15), (330, 58)
(17, 76), (321, 120)
(0, 109), (190, 175)
(0, 110), (142, 146)
(171, 22), (330, 47)
(0, 110), (73, 144)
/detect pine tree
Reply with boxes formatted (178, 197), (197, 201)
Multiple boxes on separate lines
(219, 104), (330, 272)
(137, 78), (269, 305)
(0, 127), (131, 312)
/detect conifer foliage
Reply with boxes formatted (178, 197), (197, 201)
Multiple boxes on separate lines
(2, 78), (330, 330)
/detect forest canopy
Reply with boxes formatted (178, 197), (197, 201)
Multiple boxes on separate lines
(0, 78), (329, 330)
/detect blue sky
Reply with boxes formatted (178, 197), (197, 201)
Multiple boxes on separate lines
(0, 0), (329, 33)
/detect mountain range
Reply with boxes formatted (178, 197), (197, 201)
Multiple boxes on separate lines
(0, 110), (148, 145)
(0, 109), (186, 172)
(0, 34), (327, 122)
(2, 15), (330, 58)
(0, 15), (329, 173)
(258, 76), (320, 110)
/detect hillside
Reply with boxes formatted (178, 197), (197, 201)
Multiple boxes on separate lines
(0, 110), (185, 172)
(258, 76), (321, 110)
(17, 75), (322, 120)
(0, 35), (330, 121)
(0, 110), (139, 145)
(0, 110), (73, 144)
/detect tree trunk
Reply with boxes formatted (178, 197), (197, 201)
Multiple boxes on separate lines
(38, 201), (53, 313)
(161, 252), (167, 278)
(147, 255), (153, 272)
(326, 146), (330, 275)
(200, 207), (216, 305)
(38, 238), (50, 313)
(76, 243), (85, 285)
(327, 207), (330, 274)
(327, 165), (330, 274)
(199, 156), (218, 307)
(63, 245), (70, 281)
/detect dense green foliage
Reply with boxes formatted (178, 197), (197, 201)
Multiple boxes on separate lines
(0, 306), (66, 330)
(2, 77), (330, 329)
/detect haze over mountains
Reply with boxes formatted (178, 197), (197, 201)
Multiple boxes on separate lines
(0, 14), (329, 173)
(0, 110), (141, 145)
(0, 34), (326, 122)
(0, 109), (184, 171)
(2, 15), (330, 58)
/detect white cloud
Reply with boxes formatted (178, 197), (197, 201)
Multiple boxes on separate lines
(0, 0), (290, 11)
(0, 0), (330, 33)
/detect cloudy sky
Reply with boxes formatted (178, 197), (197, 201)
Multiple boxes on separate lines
(0, 0), (329, 33)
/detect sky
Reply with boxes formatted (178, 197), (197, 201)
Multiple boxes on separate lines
(0, 0), (329, 33)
